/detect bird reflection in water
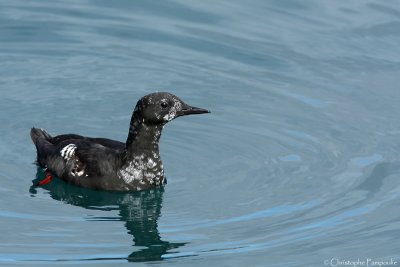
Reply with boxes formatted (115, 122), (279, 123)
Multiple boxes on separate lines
(30, 167), (186, 262)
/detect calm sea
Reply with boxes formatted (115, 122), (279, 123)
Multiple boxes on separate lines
(1, 1), (400, 266)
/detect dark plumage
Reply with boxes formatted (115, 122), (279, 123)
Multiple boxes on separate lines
(30, 92), (209, 191)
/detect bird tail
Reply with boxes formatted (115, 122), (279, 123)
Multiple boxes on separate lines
(30, 127), (52, 144)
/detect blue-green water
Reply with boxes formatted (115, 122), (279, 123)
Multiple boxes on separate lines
(1, 1), (400, 266)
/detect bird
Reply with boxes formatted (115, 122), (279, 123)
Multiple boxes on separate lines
(30, 92), (209, 191)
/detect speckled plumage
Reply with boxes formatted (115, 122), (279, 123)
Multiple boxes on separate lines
(30, 92), (209, 191)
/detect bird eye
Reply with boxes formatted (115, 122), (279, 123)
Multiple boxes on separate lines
(160, 102), (169, 108)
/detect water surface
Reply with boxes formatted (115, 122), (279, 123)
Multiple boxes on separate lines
(1, 1), (400, 266)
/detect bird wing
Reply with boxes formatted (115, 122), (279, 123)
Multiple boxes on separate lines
(31, 128), (126, 188)
(47, 139), (123, 186)
(50, 134), (125, 150)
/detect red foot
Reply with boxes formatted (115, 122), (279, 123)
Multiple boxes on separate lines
(37, 171), (52, 186)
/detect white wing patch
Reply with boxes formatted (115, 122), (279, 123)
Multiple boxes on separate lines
(60, 144), (86, 177)
(60, 144), (77, 160)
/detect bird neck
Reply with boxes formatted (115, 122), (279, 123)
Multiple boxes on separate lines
(125, 113), (164, 160)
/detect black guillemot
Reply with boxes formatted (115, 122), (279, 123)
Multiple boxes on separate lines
(30, 92), (209, 191)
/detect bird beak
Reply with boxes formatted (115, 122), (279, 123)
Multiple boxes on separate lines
(177, 103), (210, 117)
